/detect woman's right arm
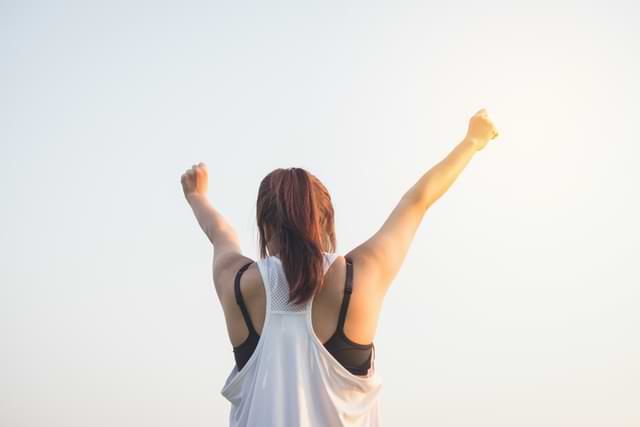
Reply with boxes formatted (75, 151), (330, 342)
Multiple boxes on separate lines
(413, 108), (500, 210)
(404, 135), (479, 212)
(346, 108), (499, 296)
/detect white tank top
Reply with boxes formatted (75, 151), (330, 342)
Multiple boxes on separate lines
(220, 252), (383, 426)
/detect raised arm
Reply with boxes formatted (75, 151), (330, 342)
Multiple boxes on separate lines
(346, 108), (499, 296)
(181, 162), (244, 269)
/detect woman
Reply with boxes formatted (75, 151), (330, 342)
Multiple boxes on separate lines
(180, 108), (499, 426)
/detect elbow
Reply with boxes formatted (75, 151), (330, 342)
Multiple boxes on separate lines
(403, 189), (433, 213)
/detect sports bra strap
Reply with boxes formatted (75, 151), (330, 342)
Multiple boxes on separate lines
(234, 261), (258, 336)
(336, 256), (354, 332)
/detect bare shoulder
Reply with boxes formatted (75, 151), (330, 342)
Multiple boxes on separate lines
(335, 251), (385, 344)
(343, 248), (386, 299)
(213, 253), (257, 305)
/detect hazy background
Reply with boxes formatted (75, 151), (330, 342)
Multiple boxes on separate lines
(2, 1), (639, 426)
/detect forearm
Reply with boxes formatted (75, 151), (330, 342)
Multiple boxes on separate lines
(187, 194), (241, 248)
(404, 137), (478, 210)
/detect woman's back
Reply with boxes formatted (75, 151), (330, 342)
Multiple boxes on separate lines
(221, 252), (383, 426)
(228, 253), (384, 359)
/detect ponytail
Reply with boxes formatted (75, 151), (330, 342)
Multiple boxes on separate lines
(256, 167), (336, 305)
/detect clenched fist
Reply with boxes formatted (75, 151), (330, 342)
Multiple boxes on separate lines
(465, 108), (499, 151)
(181, 162), (209, 202)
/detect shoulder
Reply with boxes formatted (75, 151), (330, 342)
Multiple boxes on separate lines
(343, 249), (386, 299)
(213, 252), (258, 304)
(323, 254), (373, 299)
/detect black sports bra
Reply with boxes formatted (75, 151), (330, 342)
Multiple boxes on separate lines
(232, 255), (374, 376)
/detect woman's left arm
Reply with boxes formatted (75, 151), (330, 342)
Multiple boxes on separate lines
(181, 163), (243, 268)
(187, 193), (242, 249)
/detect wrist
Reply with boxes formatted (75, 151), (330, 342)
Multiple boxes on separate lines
(462, 136), (481, 151)
(186, 192), (209, 205)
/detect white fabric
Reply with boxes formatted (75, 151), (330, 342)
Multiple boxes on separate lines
(221, 252), (383, 426)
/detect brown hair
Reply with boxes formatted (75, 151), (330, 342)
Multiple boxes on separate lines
(256, 167), (337, 305)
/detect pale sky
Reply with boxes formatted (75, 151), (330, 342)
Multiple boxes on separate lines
(2, 1), (639, 426)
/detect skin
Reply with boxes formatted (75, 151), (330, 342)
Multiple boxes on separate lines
(181, 108), (499, 351)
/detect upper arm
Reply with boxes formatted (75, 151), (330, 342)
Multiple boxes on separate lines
(345, 194), (427, 296)
(211, 238), (253, 305)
